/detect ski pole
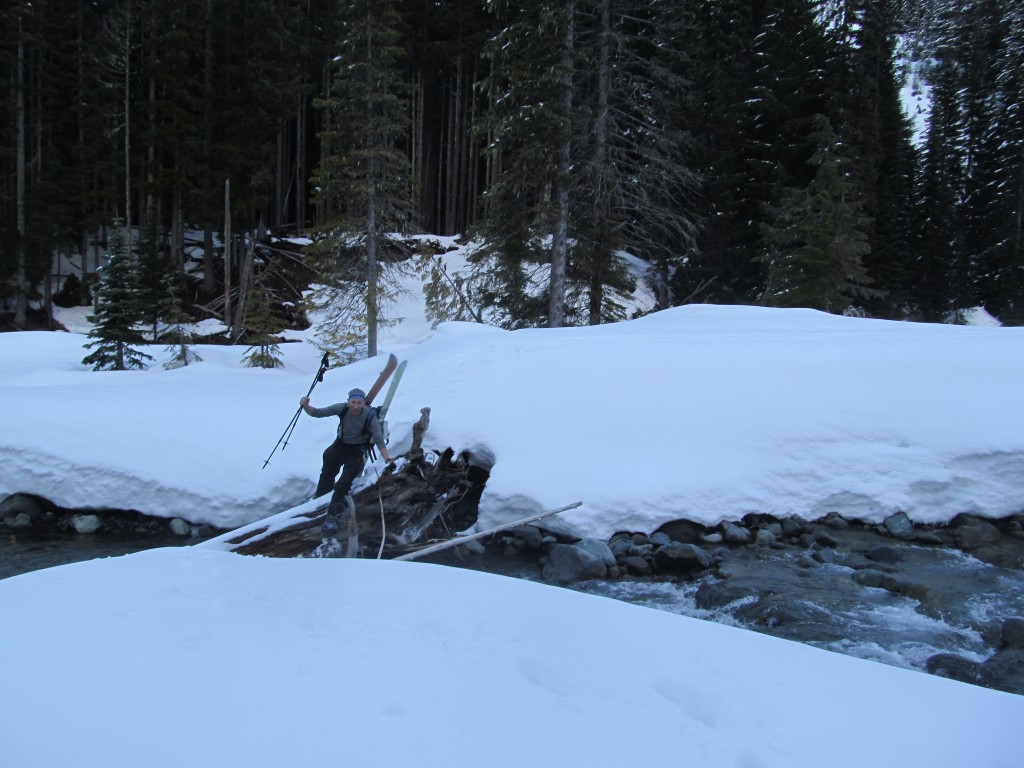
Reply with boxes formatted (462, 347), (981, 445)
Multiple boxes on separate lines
(262, 353), (329, 469)
(282, 352), (330, 447)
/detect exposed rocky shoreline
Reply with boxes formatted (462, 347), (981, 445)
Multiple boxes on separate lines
(1, 492), (225, 540)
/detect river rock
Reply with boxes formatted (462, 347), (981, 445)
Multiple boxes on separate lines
(883, 511), (916, 540)
(733, 595), (832, 628)
(542, 543), (606, 584)
(813, 530), (839, 547)
(980, 649), (1024, 695)
(455, 538), (486, 556)
(813, 547), (839, 564)
(510, 525), (544, 551)
(915, 530), (945, 545)
(721, 521), (752, 545)
(609, 537), (632, 561)
(657, 519), (703, 544)
(0, 493), (50, 522)
(623, 556), (653, 576)
(822, 512), (850, 529)
(71, 514), (103, 534)
(1002, 618), (1024, 649)
(865, 545), (902, 564)
(926, 653), (985, 686)
(6, 512), (33, 529)
(649, 531), (672, 547)
(628, 543), (654, 559)
(575, 538), (617, 568)
(852, 569), (889, 589)
(695, 580), (758, 610)
(169, 518), (191, 536)
(953, 518), (1002, 551)
(781, 516), (809, 538)
(653, 542), (713, 574)
(755, 529), (778, 546)
(797, 551), (819, 568)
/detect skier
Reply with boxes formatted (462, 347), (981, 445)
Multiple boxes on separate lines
(300, 387), (394, 533)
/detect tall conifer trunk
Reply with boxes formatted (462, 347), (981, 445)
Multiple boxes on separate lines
(14, 10), (27, 328)
(549, 1), (574, 328)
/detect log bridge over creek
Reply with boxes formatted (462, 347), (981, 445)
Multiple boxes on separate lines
(222, 407), (579, 560)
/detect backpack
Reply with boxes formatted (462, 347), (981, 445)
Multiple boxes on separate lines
(339, 405), (389, 459)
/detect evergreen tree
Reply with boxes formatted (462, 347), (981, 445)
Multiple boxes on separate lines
(473, 0), (576, 329)
(696, 0), (832, 305)
(822, 0), (918, 317)
(82, 222), (153, 371)
(959, 0), (1024, 321)
(241, 273), (285, 369)
(759, 116), (875, 312)
(311, 0), (413, 357)
(682, 0), (763, 304)
(136, 221), (175, 340)
(159, 270), (200, 369)
(573, 0), (700, 320)
(471, 0), (700, 327)
(914, 52), (964, 320)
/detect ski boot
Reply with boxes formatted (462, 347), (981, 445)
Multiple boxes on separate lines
(321, 495), (356, 536)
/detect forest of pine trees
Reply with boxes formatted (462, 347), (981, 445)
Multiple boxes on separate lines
(2, 0), (1022, 348)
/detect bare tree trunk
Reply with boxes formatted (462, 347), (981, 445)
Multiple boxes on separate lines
(370, 186), (382, 358)
(548, 1), (574, 329)
(275, 119), (284, 227)
(14, 9), (28, 328)
(203, 225), (215, 293)
(315, 60), (332, 226)
(202, 0), (215, 293)
(468, 61), (480, 230)
(232, 233), (254, 340)
(77, 0), (90, 287)
(123, 1), (132, 232)
(44, 254), (53, 328)
(171, 169), (184, 270)
(588, 0), (611, 326)
(93, 224), (104, 308)
(295, 92), (306, 230)
(412, 70), (424, 231)
(445, 59), (462, 235)
(224, 179), (232, 325)
(145, 74), (157, 233)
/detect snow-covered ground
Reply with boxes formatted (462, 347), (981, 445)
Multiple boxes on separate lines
(7, 296), (1023, 540)
(2, 546), (1022, 768)
(3, 269), (1023, 765)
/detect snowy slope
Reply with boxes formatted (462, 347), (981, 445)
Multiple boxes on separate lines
(4, 303), (1024, 538)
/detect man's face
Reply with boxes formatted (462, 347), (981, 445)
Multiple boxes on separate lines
(347, 397), (365, 413)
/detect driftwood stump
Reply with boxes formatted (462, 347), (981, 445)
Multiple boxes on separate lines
(230, 408), (488, 559)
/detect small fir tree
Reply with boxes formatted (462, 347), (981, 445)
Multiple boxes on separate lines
(82, 222), (153, 371)
(137, 221), (175, 341)
(241, 275), (285, 369)
(159, 271), (201, 369)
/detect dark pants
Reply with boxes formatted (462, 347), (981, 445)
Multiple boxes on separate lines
(315, 440), (366, 508)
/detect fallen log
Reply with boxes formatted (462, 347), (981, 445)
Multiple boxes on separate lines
(231, 407), (492, 559)
(393, 502), (583, 561)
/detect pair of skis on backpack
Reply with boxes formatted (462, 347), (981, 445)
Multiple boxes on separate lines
(357, 352), (406, 459)
(316, 353), (407, 557)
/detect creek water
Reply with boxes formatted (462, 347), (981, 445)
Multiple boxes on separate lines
(0, 530), (193, 581)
